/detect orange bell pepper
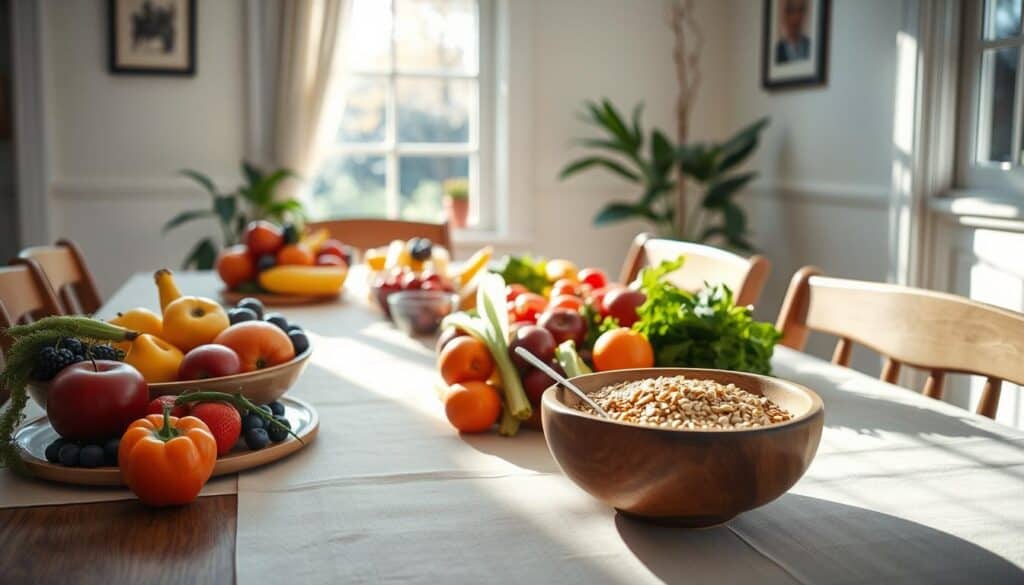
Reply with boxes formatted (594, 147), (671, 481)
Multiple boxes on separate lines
(119, 407), (217, 507)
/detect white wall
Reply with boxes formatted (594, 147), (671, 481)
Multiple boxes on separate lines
(41, 0), (246, 296)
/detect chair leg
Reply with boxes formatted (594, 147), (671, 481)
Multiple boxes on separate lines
(976, 378), (1002, 419)
(923, 370), (945, 400)
(881, 358), (901, 384)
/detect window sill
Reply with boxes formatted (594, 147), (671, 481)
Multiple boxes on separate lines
(931, 192), (1024, 221)
(451, 228), (532, 248)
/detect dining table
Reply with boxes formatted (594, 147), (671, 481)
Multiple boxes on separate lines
(1, 269), (1022, 585)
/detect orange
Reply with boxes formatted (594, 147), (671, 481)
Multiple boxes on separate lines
(443, 381), (501, 433)
(276, 244), (315, 266)
(592, 328), (654, 371)
(162, 296), (231, 352)
(124, 334), (185, 383)
(213, 321), (296, 372)
(217, 245), (256, 288)
(438, 336), (494, 384)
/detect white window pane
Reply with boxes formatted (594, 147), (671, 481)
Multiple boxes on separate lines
(985, 0), (1022, 40)
(977, 47), (1019, 164)
(347, 0), (393, 72)
(399, 156), (468, 221)
(395, 0), (477, 74)
(396, 78), (472, 143)
(339, 77), (388, 143)
(312, 155), (387, 218)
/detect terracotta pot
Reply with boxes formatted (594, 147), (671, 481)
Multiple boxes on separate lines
(444, 196), (469, 228)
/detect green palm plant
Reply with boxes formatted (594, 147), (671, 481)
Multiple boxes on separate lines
(164, 161), (305, 269)
(559, 98), (768, 251)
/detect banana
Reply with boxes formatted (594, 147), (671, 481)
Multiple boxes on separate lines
(154, 269), (182, 313)
(259, 265), (347, 296)
(454, 246), (492, 287)
(299, 228), (330, 252)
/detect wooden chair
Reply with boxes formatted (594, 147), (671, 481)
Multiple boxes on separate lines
(18, 239), (103, 315)
(776, 266), (1024, 419)
(0, 263), (64, 355)
(619, 233), (771, 307)
(305, 218), (452, 252)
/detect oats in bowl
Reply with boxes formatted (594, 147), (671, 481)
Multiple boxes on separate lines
(576, 375), (793, 430)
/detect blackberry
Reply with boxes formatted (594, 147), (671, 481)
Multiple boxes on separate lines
(61, 338), (84, 356)
(33, 347), (60, 381)
(89, 344), (124, 361)
(53, 348), (79, 374)
(266, 415), (291, 443)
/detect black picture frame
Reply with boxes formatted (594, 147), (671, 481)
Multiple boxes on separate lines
(109, 0), (196, 76)
(762, 0), (829, 90)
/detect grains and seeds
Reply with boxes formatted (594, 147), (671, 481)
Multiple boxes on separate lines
(577, 376), (793, 429)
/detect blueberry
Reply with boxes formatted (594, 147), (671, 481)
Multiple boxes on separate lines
(58, 443), (81, 467)
(282, 223), (300, 245)
(268, 401), (285, 416)
(264, 313), (289, 332)
(266, 415), (291, 443)
(79, 445), (105, 468)
(286, 324), (304, 334)
(409, 238), (433, 261)
(244, 428), (270, 450)
(45, 438), (68, 463)
(258, 405), (273, 416)
(103, 438), (120, 466)
(289, 331), (310, 355)
(237, 297), (265, 320)
(256, 254), (277, 272)
(242, 412), (265, 432)
(228, 307), (258, 325)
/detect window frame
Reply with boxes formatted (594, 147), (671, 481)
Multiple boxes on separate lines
(315, 0), (495, 230)
(956, 0), (1024, 194)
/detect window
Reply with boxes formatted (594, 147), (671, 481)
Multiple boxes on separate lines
(957, 0), (1024, 192)
(310, 0), (490, 228)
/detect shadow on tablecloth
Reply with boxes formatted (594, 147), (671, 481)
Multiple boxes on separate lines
(616, 494), (1024, 585)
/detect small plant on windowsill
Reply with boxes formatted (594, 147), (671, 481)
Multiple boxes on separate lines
(164, 161), (306, 269)
(559, 99), (768, 251)
(443, 177), (470, 229)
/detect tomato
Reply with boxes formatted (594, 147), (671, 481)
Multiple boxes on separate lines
(506, 284), (528, 302)
(548, 294), (583, 312)
(244, 221), (284, 257)
(578, 268), (609, 290)
(549, 279), (579, 298)
(513, 293), (548, 323)
(592, 328), (654, 371)
(216, 245), (255, 289)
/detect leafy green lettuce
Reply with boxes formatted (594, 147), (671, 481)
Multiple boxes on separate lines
(491, 255), (549, 294)
(632, 258), (781, 375)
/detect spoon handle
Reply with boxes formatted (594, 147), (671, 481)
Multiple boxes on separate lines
(513, 347), (610, 418)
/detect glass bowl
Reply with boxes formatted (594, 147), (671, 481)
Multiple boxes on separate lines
(386, 290), (460, 336)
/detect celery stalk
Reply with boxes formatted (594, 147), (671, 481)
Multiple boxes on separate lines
(555, 340), (592, 378)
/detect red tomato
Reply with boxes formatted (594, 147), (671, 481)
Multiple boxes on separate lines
(549, 279), (579, 298)
(506, 284), (528, 302)
(578, 268), (609, 290)
(549, 294), (583, 312)
(513, 293), (548, 323)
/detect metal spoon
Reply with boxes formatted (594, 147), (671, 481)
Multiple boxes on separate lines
(513, 346), (610, 418)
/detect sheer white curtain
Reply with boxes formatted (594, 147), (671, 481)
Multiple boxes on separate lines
(270, 0), (351, 195)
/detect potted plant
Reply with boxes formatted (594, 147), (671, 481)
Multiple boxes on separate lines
(164, 161), (305, 269)
(443, 177), (469, 228)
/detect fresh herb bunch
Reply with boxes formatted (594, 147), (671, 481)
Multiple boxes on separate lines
(631, 258), (781, 374)
(0, 317), (139, 470)
(491, 255), (549, 295)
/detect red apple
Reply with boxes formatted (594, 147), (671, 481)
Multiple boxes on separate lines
(178, 344), (243, 380)
(602, 288), (647, 327)
(508, 325), (556, 371)
(590, 285), (623, 313)
(244, 220), (284, 257)
(47, 361), (149, 440)
(521, 362), (564, 406)
(537, 309), (588, 347)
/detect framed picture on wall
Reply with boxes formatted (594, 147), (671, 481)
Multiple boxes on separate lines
(109, 0), (196, 76)
(762, 0), (829, 89)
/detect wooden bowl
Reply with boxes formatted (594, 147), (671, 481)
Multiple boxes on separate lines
(27, 347), (313, 407)
(541, 368), (824, 527)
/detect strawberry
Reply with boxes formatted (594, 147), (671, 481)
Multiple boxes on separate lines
(189, 401), (241, 456)
(146, 395), (189, 418)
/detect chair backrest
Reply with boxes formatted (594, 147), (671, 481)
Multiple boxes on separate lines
(305, 218), (452, 252)
(18, 239), (103, 315)
(619, 233), (771, 307)
(776, 266), (1024, 418)
(0, 263), (64, 355)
